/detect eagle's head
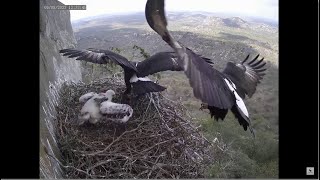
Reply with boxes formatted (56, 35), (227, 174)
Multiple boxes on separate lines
(103, 89), (115, 102)
(106, 89), (115, 96)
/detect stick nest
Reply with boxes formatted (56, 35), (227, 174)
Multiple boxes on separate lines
(54, 77), (214, 179)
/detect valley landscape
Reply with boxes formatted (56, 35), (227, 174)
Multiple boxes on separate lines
(71, 12), (279, 178)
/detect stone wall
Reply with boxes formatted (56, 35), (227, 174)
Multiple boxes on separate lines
(40, 0), (82, 178)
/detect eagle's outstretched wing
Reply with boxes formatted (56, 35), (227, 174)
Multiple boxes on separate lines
(136, 51), (182, 77)
(59, 48), (138, 72)
(223, 54), (267, 99)
(136, 51), (214, 77)
(145, 0), (265, 136)
(145, 0), (235, 109)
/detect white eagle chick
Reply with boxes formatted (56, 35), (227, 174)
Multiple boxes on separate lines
(99, 90), (134, 123)
(78, 91), (108, 125)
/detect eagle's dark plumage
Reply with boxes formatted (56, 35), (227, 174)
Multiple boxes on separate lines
(60, 48), (213, 99)
(223, 54), (267, 99)
(145, 0), (267, 136)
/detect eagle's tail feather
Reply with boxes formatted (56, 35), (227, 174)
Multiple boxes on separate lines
(132, 81), (166, 95)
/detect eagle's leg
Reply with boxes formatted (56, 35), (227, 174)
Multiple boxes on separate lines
(121, 94), (130, 104)
(121, 84), (132, 104)
(199, 103), (214, 118)
(132, 93), (144, 102)
(199, 103), (209, 111)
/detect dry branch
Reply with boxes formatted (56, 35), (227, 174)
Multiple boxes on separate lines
(54, 77), (214, 179)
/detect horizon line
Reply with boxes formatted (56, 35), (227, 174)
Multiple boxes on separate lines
(70, 11), (278, 24)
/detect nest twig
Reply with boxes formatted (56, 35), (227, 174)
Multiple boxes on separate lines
(52, 77), (214, 179)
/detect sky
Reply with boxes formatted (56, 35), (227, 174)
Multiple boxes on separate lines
(58, 0), (278, 22)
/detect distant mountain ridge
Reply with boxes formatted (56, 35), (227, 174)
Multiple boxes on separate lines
(72, 12), (278, 34)
(165, 13), (277, 34)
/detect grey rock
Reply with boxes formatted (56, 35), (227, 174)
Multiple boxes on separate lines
(40, 0), (82, 178)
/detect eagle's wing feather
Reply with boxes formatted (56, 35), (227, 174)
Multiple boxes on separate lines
(137, 51), (214, 77)
(145, 0), (258, 135)
(183, 48), (235, 109)
(223, 54), (267, 98)
(136, 52), (182, 77)
(145, 0), (235, 109)
(59, 48), (138, 72)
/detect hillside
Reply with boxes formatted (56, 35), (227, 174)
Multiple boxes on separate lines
(71, 12), (279, 178)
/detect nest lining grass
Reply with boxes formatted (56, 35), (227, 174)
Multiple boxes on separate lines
(53, 77), (214, 179)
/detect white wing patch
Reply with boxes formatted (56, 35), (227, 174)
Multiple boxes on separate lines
(129, 74), (152, 83)
(234, 93), (249, 118)
(224, 78), (249, 117)
(171, 57), (178, 66)
(87, 50), (104, 57)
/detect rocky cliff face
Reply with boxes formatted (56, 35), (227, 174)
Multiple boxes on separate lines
(40, 0), (82, 178)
